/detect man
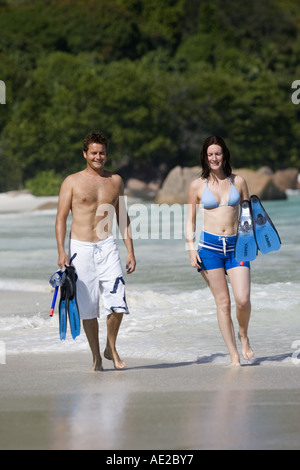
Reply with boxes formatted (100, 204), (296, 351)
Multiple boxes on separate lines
(55, 132), (136, 371)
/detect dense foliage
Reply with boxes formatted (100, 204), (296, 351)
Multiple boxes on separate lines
(0, 0), (300, 194)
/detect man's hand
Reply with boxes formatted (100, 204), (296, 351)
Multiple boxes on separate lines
(57, 251), (69, 269)
(126, 253), (136, 274)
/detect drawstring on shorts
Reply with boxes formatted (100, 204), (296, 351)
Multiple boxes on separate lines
(218, 236), (228, 255)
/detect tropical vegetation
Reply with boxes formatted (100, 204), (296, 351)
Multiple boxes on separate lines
(0, 0), (300, 194)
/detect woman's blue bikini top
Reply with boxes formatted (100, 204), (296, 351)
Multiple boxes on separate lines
(201, 177), (240, 209)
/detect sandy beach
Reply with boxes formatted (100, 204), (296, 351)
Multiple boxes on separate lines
(1, 344), (300, 450)
(1, 288), (300, 451)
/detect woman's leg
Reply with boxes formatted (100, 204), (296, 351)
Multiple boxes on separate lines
(227, 266), (254, 360)
(201, 268), (240, 366)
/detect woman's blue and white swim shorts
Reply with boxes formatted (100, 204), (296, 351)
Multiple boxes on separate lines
(197, 231), (250, 273)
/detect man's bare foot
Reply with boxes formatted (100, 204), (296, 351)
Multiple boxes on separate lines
(104, 347), (126, 369)
(91, 357), (103, 372)
(238, 333), (254, 360)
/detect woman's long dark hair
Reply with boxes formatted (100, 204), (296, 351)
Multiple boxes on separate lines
(200, 136), (232, 179)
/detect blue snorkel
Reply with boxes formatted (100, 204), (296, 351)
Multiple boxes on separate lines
(49, 254), (76, 317)
(49, 269), (65, 317)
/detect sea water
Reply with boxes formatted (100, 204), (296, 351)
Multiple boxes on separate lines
(0, 194), (299, 365)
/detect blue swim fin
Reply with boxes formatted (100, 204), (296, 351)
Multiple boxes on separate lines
(65, 266), (81, 340)
(250, 195), (281, 254)
(235, 200), (257, 263)
(59, 281), (67, 341)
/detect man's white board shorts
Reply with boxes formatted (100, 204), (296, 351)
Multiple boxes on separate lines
(69, 236), (129, 319)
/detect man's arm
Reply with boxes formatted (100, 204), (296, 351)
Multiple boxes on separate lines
(55, 176), (73, 268)
(115, 178), (136, 274)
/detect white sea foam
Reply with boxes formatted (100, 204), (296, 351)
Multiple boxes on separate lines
(0, 278), (52, 293)
(0, 282), (299, 366)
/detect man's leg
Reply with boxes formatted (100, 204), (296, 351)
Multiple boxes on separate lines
(83, 318), (103, 371)
(104, 312), (126, 369)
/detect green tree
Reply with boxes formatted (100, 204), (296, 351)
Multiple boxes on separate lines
(1, 0), (300, 194)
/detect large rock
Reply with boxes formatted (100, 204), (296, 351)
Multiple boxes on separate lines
(272, 168), (298, 191)
(155, 166), (294, 204)
(234, 169), (287, 200)
(155, 166), (201, 204)
(125, 178), (161, 200)
(120, 161), (167, 200)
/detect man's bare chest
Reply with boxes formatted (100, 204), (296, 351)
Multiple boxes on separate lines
(73, 180), (119, 207)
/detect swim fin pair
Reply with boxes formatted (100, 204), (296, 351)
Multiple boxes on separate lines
(58, 266), (81, 340)
(235, 195), (281, 263)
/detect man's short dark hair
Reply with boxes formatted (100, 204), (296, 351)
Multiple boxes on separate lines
(83, 132), (109, 152)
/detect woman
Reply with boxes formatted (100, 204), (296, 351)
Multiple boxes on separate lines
(186, 135), (254, 366)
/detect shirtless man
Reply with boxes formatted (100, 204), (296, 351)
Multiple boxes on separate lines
(55, 132), (136, 371)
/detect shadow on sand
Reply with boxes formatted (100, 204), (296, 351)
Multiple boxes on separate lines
(103, 352), (293, 372)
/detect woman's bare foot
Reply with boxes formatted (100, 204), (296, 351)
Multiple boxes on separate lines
(104, 346), (126, 369)
(238, 333), (254, 360)
(228, 353), (241, 367)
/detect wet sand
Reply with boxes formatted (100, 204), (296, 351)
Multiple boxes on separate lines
(1, 351), (300, 450)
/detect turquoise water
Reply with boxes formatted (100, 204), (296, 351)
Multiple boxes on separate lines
(0, 194), (299, 364)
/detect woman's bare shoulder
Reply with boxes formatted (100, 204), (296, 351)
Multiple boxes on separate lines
(188, 177), (206, 203)
(190, 177), (205, 190)
(232, 173), (246, 186)
(231, 173), (249, 199)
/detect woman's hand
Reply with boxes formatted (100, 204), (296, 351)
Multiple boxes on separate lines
(189, 250), (202, 269)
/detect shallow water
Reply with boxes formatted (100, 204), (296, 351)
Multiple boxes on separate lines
(0, 194), (299, 365)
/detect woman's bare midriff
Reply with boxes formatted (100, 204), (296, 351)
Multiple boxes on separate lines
(201, 205), (239, 236)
